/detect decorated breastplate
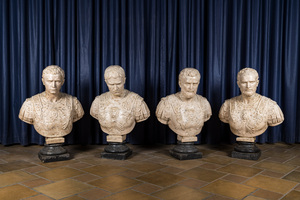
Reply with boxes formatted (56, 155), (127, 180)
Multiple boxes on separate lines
(33, 94), (73, 137)
(229, 96), (268, 137)
(97, 93), (136, 135)
(168, 96), (205, 134)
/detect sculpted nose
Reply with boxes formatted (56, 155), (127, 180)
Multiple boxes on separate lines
(52, 81), (56, 88)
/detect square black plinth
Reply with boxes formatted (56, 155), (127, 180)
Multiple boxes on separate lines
(169, 149), (202, 160)
(231, 150), (261, 160)
(101, 150), (132, 160)
(38, 152), (71, 163)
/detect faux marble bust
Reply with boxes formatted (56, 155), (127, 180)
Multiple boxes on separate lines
(90, 65), (150, 143)
(219, 68), (284, 143)
(156, 68), (212, 142)
(19, 65), (84, 144)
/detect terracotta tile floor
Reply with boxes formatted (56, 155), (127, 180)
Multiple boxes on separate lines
(1, 143), (300, 199)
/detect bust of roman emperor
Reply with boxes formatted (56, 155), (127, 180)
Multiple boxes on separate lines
(19, 65), (84, 144)
(90, 65), (150, 143)
(219, 68), (284, 142)
(156, 68), (212, 142)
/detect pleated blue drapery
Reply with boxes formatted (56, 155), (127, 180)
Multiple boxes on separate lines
(0, 0), (299, 145)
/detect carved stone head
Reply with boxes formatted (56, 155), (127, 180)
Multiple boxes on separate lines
(237, 68), (259, 97)
(42, 65), (65, 96)
(104, 65), (126, 98)
(178, 68), (201, 100)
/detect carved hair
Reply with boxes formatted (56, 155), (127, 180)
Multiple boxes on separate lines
(104, 65), (126, 80)
(237, 68), (259, 81)
(42, 65), (65, 79)
(179, 68), (201, 82)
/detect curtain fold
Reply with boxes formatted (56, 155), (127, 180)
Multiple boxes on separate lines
(0, 0), (299, 145)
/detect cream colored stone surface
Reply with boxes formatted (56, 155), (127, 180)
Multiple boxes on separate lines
(19, 65), (84, 144)
(156, 68), (212, 142)
(219, 68), (284, 142)
(90, 65), (150, 142)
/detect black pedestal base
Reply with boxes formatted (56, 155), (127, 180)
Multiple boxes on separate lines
(231, 142), (261, 160)
(101, 142), (132, 160)
(169, 142), (202, 160)
(38, 144), (71, 163)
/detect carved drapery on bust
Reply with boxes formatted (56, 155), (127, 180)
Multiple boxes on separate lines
(90, 65), (150, 143)
(19, 65), (84, 144)
(156, 68), (212, 142)
(219, 68), (284, 142)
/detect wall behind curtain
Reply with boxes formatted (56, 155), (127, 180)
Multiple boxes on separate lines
(0, 0), (299, 145)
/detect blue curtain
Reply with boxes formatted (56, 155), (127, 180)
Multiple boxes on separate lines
(1, 0), (299, 145)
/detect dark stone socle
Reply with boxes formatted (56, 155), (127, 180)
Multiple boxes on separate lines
(101, 142), (132, 160)
(38, 143), (71, 163)
(231, 141), (261, 160)
(169, 141), (202, 160)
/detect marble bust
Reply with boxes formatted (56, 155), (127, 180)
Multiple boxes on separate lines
(219, 68), (284, 160)
(90, 65), (150, 143)
(19, 65), (84, 145)
(219, 68), (284, 143)
(156, 68), (212, 144)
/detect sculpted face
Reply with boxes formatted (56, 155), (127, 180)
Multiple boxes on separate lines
(238, 73), (259, 97)
(179, 76), (199, 99)
(106, 76), (125, 97)
(42, 74), (64, 95)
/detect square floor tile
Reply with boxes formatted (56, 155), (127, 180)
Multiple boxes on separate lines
(23, 165), (49, 174)
(201, 155), (234, 165)
(58, 195), (86, 200)
(25, 194), (54, 200)
(0, 170), (36, 187)
(178, 178), (207, 189)
(162, 159), (203, 170)
(72, 173), (100, 182)
(281, 190), (300, 200)
(22, 178), (51, 188)
(119, 169), (145, 178)
(133, 183), (162, 194)
(82, 165), (127, 177)
(137, 171), (186, 187)
(179, 167), (226, 182)
(125, 161), (166, 173)
(222, 174), (248, 183)
(37, 167), (84, 181)
(201, 179), (256, 199)
(59, 195), (86, 200)
(38, 159), (79, 168)
(283, 171), (300, 182)
(89, 175), (141, 192)
(34, 179), (93, 199)
(243, 196), (265, 200)
(205, 195), (235, 200)
(153, 185), (210, 200)
(159, 166), (185, 174)
(260, 170), (285, 178)
(245, 175), (297, 194)
(252, 189), (283, 200)
(253, 161), (296, 174)
(217, 164), (262, 177)
(101, 189), (158, 200)
(286, 156), (300, 166)
(0, 184), (38, 200)
(79, 188), (110, 199)
(199, 163), (223, 170)
(0, 160), (37, 172)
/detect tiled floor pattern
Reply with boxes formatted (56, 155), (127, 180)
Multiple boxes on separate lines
(0, 143), (300, 199)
